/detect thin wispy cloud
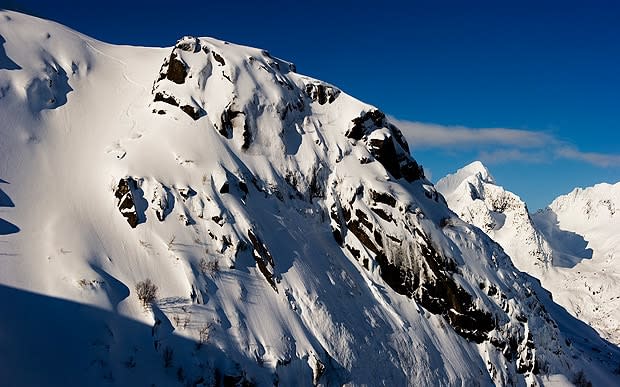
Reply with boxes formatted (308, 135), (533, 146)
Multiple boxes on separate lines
(390, 118), (620, 168)
(555, 147), (620, 167)
(390, 120), (554, 149)
(477, 149), (547, 164)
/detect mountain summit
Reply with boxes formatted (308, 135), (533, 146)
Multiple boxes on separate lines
(436, 161), (554, 274)
(1, 11), (619, 386)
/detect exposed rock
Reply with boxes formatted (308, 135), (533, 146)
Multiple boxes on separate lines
(331, 228), (344, 246)
(180, 104), (202, 120)
(367, 130), (401, 180)
(354, 209), (373, 231)
(219, 182), (230, 194)
(373, 230), (383, 247)
(219, 106), (244, 139)
(175, 36), (199, 53)
(212, 51), (226, 66)
(346, 244), (361, 260)
(367, 128), (423, 182)
(241, 116), (252, 150)
(370, 206), (393, 222)
(304, 82), (340, 105)
(335, 184), (496, 343)
(247, 230), (277, 291)
(377, 224), (494, 342)
(346, 110), (424, 182)
(369, 190), (396, 207)
(400, 158), (424, 182)
(387, 123), (410, 153)
(114, 177), (140, 228)
(165, 52), (187, 84)
(178, 186), (197, 200)
(309, 167), (326, 200)
(346, 110), (386, 140)
(347, 219), (379, 255)
(154, 91), (179, 107)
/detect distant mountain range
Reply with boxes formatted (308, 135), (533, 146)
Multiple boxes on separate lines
(437, 161), (620, 346)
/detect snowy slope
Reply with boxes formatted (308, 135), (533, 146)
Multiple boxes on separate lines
(532, 183), (620, 344)
(438, 162), (620, 347)
(1, 11), (619, 386)
(533, 182), (620, 266)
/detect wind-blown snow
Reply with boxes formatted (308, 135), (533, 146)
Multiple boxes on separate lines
(1, 11), (619, 387)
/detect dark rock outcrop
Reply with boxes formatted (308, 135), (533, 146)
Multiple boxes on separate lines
(166, 52), (187, 84)
(154, 91), (179, 107)
(369, 190), (396, 207)
(151, 36), (206, 120)
(175, 36), (199, 53)
(335, 184), (496, 343)
(180, 104), (201, 120)
(219, 106), (244, 139)
(346, 110), (385, 141)
(346, 110), (424, 182)
(114, 177), (141, 228)
(247, 230), (278, 292)
(304, 82), (340, 105)
(212, 51), (226, 66)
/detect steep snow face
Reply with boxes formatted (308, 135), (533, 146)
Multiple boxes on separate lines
(534, 182), (620, 262)
(532, 182), (620, 344)
(438, 162), (620, 346)
(436, 161), (553, 275)
(1, 11), (619, 387)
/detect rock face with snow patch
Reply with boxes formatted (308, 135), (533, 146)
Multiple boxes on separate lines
(0, 11), (619, 387)
(114, 177), (141, 228)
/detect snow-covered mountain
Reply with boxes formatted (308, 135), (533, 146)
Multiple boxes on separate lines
(1, 11), (619, 386)
(532, 182), (620, 344)
(533, 182), (619, 268)
(436, 161), (554, 276)
(437, 162), (620, 347)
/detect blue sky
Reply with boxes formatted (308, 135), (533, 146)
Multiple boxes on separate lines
(4, 0), (619, 210)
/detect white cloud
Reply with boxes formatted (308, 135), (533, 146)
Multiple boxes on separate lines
(389, 119), (554, 150)
(391, 117), (620, 168)
(477, 149), (547, 164)
(555, 147), (620, 167)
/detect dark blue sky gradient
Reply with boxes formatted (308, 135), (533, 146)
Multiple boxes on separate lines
(3, 0), (619, 209)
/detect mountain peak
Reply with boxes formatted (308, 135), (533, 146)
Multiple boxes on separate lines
(437, 162), (553, 274)
(435, 160), (494, 200)
(461, 160), (494, 183)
